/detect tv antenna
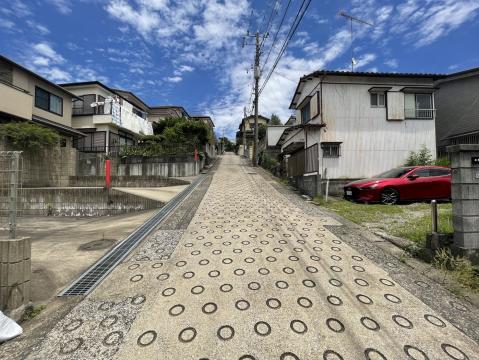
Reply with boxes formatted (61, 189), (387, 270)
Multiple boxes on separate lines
(339, 11), (374, 71)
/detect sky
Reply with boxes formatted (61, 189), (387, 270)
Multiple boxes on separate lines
(1, 0), (479, 139)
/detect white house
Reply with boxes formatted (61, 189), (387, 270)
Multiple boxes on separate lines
(279, 70), (446, 194)
(60, 81), (153, 154)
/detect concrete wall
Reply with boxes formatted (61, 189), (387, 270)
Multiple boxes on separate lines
(3, 188), (162, 217)
(118, 161), (202, 177)
(0, 237), (31, 312)
(1, 141), (77, 187)
(448, 144), (479, 264)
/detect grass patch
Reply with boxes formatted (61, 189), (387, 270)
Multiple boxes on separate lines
(314, 196), (452, 247)
(433, 248), (479, 291)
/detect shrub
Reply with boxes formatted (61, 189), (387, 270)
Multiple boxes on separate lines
(261, 154), (278, 171)
(0, 122), (60, 150)
(404, 144), (433, 166)
(435, 156), (450, 167)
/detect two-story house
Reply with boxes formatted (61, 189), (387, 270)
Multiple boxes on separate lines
(60, 81), (153, 154)
(0, 55), (85, 145)
(236, 115), (270, 159)
(435, 67), (479, 156)
(281, 70), (446, 195)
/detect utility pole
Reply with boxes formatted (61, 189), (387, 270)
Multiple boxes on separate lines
(253, 31), (260, 167)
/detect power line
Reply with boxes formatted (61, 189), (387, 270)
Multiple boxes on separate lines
(260, 0), (280, 47)
(261, 0), (292, 72)
(259, 0), (312, 96)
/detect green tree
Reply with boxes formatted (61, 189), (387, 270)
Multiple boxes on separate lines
(270, 113), (282, 125)
(0, 122), (60, 151)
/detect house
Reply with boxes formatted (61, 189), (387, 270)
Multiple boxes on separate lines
(0, 54), (85, 145)
(435, 67), (479, 156)
(281, 70), (446, 196)
(60, 81), (153, 154)
(148, 106), (190, 123)
(192, 115), (217, 159)
(236, 115), (270, 159)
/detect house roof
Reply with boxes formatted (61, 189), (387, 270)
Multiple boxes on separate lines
(32, 115), (86, 137)
(238, 115), (270, 130)
(60, 81), (153, 113)
(149, 105), (190, 117)
(436, 66), (479, 84)
(289, 69), (447, 109)
(192, 115), (215, 128)
(111, 88), (150, 111)
(0, 54), (81, 100)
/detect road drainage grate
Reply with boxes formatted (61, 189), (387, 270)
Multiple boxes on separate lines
(58, 175), (206, 297)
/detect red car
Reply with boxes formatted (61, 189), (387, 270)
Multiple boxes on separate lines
(344, 166), (451, 204)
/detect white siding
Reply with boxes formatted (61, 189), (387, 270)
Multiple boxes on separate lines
(320, 82), (436, 178)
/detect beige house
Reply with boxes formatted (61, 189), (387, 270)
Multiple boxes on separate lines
(0, 54), (85, 145)
(60, 81), (153, 154)
(149, 106), (190, 123)
(236, 115), (270, 158)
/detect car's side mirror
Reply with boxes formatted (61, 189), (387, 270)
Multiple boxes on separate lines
(407, 174), (419, 180)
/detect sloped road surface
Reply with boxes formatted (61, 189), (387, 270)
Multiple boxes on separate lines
(27, 154), (479, 360)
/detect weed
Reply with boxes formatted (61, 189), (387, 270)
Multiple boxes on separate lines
(432, 248), (479, 290)
(22, 304), (46, 321)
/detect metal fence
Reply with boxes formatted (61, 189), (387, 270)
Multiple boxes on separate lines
(0, 151), (23, 238)
(287, 150), (305, 177)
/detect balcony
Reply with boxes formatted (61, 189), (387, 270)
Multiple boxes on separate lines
(405, 108), (435, 119)
(75, 102), (153, 136)
(0, 81), (33, 120)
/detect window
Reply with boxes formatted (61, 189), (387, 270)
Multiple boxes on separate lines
(35, 87), (63, 115)
(405, 93), (433, 119)
(412, 169), (430, 177)
(370, 92), (385, 107)
(97, 95), (105, 115)
(430, 168), (451, 177)
(72, 94), (95, 116)
(301, 102), (311, 124)
(321, 142), (341, 158)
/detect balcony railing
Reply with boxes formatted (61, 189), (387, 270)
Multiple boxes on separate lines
(405, 108), (435, 119)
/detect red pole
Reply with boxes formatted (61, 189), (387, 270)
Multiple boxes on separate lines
(105, 159), (111, 188)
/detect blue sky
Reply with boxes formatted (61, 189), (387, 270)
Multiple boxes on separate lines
(1, 0), (479, 139)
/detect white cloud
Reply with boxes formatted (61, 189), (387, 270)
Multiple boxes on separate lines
(165, 76), (183, 83)
(39, 67), (71, 82)
(47, 0), (72, 14)
(26, 20), (49, 35)
(385, 59), (399, 68)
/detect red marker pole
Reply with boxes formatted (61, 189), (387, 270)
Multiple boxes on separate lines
(105, 159), (111, 188)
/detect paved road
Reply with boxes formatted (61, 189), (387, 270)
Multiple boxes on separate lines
(27, 154), (479, 360)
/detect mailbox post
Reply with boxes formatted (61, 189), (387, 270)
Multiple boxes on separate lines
(447, 144), (479, 264)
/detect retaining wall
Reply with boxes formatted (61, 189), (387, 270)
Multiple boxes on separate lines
(69, 175), (189, 187)
(0, 188), (162, 217)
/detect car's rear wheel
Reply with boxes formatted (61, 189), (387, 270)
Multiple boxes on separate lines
(381, 188), (399, 205)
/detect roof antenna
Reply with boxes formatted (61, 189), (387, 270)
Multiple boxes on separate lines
(339, 11), (374, 71)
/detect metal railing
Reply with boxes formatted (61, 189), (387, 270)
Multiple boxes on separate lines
(405, 108), (435, 119)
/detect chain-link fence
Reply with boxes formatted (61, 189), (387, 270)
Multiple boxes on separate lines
(0, 151), (23, 238)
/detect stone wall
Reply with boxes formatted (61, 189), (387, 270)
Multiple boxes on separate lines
(118, 155), (204, 177)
